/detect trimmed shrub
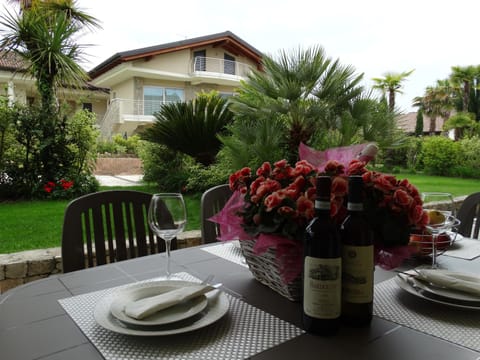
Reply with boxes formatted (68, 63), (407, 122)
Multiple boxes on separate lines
(419, 136), (460, 176)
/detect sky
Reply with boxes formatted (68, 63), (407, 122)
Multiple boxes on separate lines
(1, 0), (480, 112)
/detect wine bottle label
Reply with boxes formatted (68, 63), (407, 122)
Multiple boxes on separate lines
(342, 245), (374, 303)
(314, 200), (330, 210)
(347, 203), (363, 211)
(303, 256), (341, 319)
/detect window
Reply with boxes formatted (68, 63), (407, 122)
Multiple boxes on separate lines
(219, 92), (234, 99)
(143, 86), (184, 115)
(224, 54), (235, 75)
(83, 103), (93, 112)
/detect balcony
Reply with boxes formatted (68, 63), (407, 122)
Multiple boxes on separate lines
(99, 99), (173, 138)
(190, 56), (252, 85)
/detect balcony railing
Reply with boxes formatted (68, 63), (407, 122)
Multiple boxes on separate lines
(192, 56), (252, 78)
(99, 99), (174, 139)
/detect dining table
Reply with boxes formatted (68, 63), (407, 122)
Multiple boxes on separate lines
(1, 239), (480, 360)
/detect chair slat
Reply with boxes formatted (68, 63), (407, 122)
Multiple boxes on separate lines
(61, 190), (178, 273)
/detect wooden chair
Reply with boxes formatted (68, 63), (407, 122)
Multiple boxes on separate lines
(456, 192), (480, 238)
(200, 184), (232, 244)
(61, 190), (177, 273)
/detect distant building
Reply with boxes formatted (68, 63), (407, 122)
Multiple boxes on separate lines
(397, 112), (446, 135)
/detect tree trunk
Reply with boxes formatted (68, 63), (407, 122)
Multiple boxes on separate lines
(429, 116), (437, 135)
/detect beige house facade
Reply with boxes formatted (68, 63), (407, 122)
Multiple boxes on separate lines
(88, 31), (263, 138)
(1, 31), (263, 139)
(0, 52), (109, 122)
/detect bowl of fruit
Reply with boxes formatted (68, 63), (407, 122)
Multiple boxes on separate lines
(409, 210), (460, 257)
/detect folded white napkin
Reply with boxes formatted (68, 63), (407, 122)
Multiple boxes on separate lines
(415, 269), (480, 296)
(124, 285), (212, 320)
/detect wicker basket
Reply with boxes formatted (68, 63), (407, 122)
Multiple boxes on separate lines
(239, 239), (302, 301)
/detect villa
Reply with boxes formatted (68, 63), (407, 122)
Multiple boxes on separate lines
(1, 31), (263, 139)
(88, 31), (263, 138)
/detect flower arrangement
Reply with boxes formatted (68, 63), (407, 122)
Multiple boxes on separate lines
(325, 159), (428, 267)
(216, 156), (427, 277)
(325, 159), (428, 247)
(229, 159), (318, 241)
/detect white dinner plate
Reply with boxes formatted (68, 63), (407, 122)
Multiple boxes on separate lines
(109, 282), (209, 326)
(94, 281), (230, 336)
(396, 274), (480, 310)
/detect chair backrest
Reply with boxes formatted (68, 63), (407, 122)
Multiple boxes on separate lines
(200, 184), (233, 244)
(456, 192), (480, 238)
(61, 190), (177, 273)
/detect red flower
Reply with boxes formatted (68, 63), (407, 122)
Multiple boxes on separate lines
(324, 158), (427, 247)
(44, 181), (56, 193)
(59, 179), (74, 190)
(232, 159), (317, 240)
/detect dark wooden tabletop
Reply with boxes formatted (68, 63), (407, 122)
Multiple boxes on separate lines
(1, 243), (479, 360)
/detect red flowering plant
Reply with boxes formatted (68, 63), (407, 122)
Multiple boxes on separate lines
(42, 178), (75, 199)
(211, 152), (427, 284)
(229, 159), (318, 241)
(326, 159), (428, 267)
(213, 159), (318, 283)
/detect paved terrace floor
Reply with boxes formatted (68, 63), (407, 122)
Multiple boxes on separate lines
(95, 174), (143, 187)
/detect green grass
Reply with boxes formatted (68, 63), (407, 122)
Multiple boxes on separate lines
(1, 174), (480, 254)
(393, 172), (480, 198)
(0, 184), (201, 254)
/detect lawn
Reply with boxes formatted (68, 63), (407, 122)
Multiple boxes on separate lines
(1, 173), (480, 254)
(0, 184), (201, 254)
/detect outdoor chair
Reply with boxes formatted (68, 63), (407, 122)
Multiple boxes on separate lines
(200, 184), (232, 244)
(61, 190), (177, 273)
(456, 192), (480, 238)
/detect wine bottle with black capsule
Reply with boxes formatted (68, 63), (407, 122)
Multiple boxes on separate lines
(340, 175), (374, 327)
(302, 176), (342, 336)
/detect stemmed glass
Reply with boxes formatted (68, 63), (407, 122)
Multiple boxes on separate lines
(148, 193), (186, 279)
(421, 192), (458, 267)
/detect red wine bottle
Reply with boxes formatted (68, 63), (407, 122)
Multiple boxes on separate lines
(302, 176), (342, 336)
(340, 175), (374, 327)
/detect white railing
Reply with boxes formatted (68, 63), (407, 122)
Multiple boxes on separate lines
(99, 99), (121, 139)
(192, 56), (252, 78)
(99, 99), (174, 139)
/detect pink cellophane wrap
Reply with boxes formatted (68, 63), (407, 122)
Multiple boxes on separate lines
(208, 190), (303, 284)
(374, 245), (417, 270)
(299, 142), (376, 171)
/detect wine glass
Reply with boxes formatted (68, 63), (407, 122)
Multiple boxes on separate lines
(421, 192), (458, 267)
(148, 193), (186, 279)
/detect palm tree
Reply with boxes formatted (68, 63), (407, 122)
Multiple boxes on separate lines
(449, 65), (480, 112)
(0, 0), (101, 180)
(229, 46), (365, 163)
(413, 80), (454, 134)
(372, 70), (414, 112)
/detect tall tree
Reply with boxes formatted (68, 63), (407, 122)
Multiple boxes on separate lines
(449, 65), (480, 113)
(0, 0), (101, 180)
(413, 80), (453, 134)
(415, 109), (424, 136)
(372, 70), (414, 112)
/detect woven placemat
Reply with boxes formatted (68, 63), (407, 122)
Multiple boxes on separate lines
(201, 241), (248, 267)
(374, 277), (480, 352)
(59, 272), (303, 360)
